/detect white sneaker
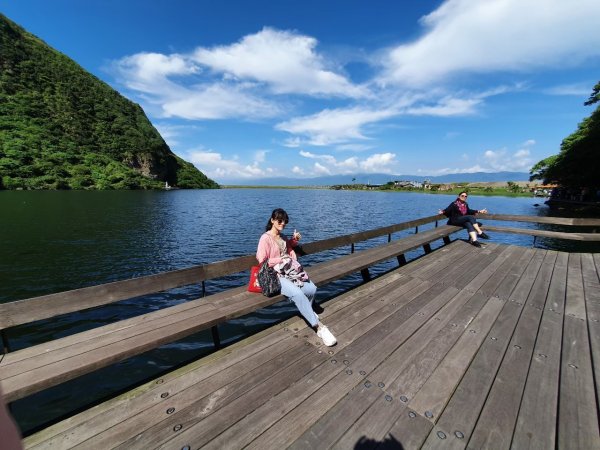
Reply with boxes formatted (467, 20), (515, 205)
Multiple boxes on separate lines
(317, 324), (337, 346)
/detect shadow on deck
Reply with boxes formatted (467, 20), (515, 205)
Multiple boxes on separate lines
(24, 241), (600, 449)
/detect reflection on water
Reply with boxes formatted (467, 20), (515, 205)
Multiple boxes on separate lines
(1, 189), (596, 432)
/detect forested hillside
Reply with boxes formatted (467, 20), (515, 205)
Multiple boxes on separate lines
(0, 14), (218, 190)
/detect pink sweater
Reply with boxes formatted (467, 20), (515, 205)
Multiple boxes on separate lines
(256, 232), (299, 267)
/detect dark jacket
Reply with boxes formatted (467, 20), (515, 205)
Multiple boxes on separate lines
(442, 200), (477, 224)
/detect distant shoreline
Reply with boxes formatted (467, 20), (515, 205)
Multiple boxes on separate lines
(221, 184), (535, 198)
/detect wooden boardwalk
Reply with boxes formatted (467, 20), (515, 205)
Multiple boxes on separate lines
(24, 240), (600, 449)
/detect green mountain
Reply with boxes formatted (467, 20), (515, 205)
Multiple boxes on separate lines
(0, 14), (219, 190)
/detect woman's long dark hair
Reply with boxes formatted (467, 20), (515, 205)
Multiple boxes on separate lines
(265, 208), (289, 231)
(457, 191), (468, 201)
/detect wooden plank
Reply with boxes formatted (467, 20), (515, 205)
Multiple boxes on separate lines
(109, 340), (321, 449)
(288, 378), (383, 449)
(0, 301), (217, 377)
(382, 406), (434, 449)
(1, 304), (225, 402)
(201, 275), (452, 449)
(484, 225), (600, 241)
(512, 251), (567, 449)
(401, 241), (472, 280)
(330, 391), (410, 450)
(420, 250), (542, 449)
(200, 353), (350, 450)
(423, 245), (490, 288)
(407, 294), (506, 421)
(368, 287), (476, 394)
(415, 243), (487, 284)
(152, 350), (337, 449)
(25, 325), (299, 449)
(466, 251), (556, 448)
(0, 255), (255, 330)
(558, 253), (600, 449)
(580, 253), (600, 414)
(299, 216), (458, 256)
(465, 245), (527, 297)
(321, 277), (424, 337)
(335, 282), (455, 363)
(493, 248), (538, 301)
(460, 244), (521, 294)
(444, 245), (506, 290)
(241, 281), (460, 449)
(484, 213), (600, 226)
(385, 292), (488, 402)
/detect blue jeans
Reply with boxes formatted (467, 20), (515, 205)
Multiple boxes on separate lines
(279, 277), (319, 327)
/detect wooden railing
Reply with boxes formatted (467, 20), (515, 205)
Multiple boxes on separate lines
(1, 213), (599, 404)
(1, 213), (598, 352)
(0, 214), (445, 347)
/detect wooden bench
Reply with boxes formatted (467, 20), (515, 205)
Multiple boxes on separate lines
(0, 218), (461, 403)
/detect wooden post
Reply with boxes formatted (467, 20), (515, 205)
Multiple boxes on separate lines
(202, 281), (206, 297)
(415, 226), (419, 234)
(360, 268), (371, 282)
(397, 254), (407, 266)
(423, 243), (432, 254)
(211, 326), (221, 350)
(351, 243), (355, 254)
(533, 236), (537, 247)
(435, 220), (438, 228)
(1, 330), (10, 354)
(388, 234), (391, 242)
(443, 236), (451, 245)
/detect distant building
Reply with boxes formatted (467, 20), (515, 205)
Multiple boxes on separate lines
(393, 180), (423, 188)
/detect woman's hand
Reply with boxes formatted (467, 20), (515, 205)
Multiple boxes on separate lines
(438, 209), (444, 215)
(478, 208), (488, 214)
(293, 229), (302, 241)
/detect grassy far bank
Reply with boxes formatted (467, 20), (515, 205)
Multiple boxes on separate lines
(222, 181), (538, 197)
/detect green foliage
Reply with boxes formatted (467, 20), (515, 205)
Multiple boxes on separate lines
(0, 14), (219, 190)
(530, 81), (600, 188)
(506, 181), (521, 193)
(584, 81), (600, 106)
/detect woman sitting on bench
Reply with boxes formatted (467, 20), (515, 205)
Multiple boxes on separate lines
(256, 208), (337, 347)
(439, 191), (489, 247)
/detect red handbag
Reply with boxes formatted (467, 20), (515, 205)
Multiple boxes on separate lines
(248, 265), (262, 293)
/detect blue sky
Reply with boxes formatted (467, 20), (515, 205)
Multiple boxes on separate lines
(2, 0), (600, 183)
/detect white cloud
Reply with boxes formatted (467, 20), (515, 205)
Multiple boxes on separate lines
(544, 82), (595, 97)
(483, 147), (533, 171)
(113, 52), (198, 94)
(162, 82), (283, 120)
(254, 150), (268, 163)
(299, 150), (396, 174)
(187, 150), (272, 179)
(428, 165), (488, 175)
(292, 166), (305, 175)
(192, 27), (368, 97)
(406, 96), (481, 116)
(277, 107), (397, 146)
(314, 162), (332, 175)
(360, 153), (397, 172)
(111, 27), (368, 122)
(381, 0), (600, 87)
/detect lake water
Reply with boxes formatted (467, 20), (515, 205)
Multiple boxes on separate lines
(0, 189), (595, 432)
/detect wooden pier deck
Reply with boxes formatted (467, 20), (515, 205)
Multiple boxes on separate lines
(23, 240), (600, 449)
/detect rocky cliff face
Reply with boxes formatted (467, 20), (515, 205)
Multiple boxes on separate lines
(0, 14), (219, 190)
